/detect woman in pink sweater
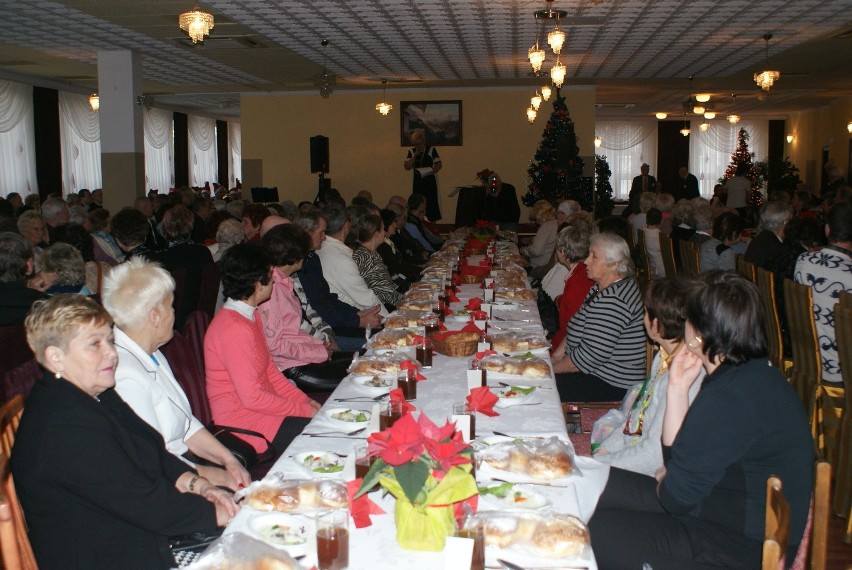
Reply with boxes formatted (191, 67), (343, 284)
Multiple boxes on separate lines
(205, 243), (319, 454)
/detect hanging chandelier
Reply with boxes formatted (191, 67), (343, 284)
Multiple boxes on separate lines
(680, 116), (691, 137)
(528, 43), (546, 73)
(699, 121), (710, 132)
(178, 4), (214, 44)
(547, 24), (566, 55)
(754, 33), (780, 91)
(375, 79), (393, 116)
(550, 58), (566, 88)
(526, 107), (537, 124)
(541, 84), (552, 101)
(88, 93), (99, 111)
(594, 135), (602, 148)
(531, 91), (542, 111)
(727, 114), (741, 124)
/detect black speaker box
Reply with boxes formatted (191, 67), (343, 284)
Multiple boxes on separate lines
(310, 136), (329, 173)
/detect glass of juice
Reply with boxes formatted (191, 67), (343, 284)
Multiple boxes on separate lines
(316, 509), (349, 570)
(397, 369), (417, 401)
(353, 443), (373, 480)
(379, 399), (404, 431)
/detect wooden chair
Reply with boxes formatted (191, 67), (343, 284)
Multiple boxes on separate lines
(0, 395), (24, 459)
(832, 303), (852, 541)
(0, 324), (36, 403)
(810, 461), (831, 570)
(756, 267), (793, 376)
(196, 262), (221, 319)
(636, 230), (652, 288)
(737, 255), (757, 283)
(763, 475), (791, 570)
(0, 457), (37, 569)
(658, 233), (678, 279)
(784, 279), (845, 465)
(679, 240), (700, 278)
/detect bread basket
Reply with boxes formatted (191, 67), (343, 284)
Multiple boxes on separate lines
(432, 331), (480, 357)
(460, 272), (486, 285)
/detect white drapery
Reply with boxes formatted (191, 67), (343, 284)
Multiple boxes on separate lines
(144, 108), (174, 193)
(595, 121), (658, 200)
(188, 115), (217, 187)
(58, 91), (101, 196)
(689, 120), (768, 196)
(228, 121), (241, 188)
(0, 80), (38, 198)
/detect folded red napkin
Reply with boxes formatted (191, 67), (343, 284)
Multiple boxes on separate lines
(346, 479), (386, 528)
(447, 290), (461, 302)
(400, 360), (426, 381)
(439, 321), (448, 331)
(465, 298), (482, 311)
(412, 335), (429, 344)
(470, 310), (488, 321)
(460, 321), (483, 334)
(453, 274), (462, 286)
(466, 386), (499, 417)
(389, 388), (416, 413)
(474, 349), (497, 360)
(478, 259), (492, 267)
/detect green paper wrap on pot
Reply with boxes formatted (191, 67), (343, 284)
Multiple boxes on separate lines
(380, 466), (478, 551)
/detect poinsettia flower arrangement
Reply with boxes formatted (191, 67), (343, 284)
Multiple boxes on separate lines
(354, 412), (479, 551)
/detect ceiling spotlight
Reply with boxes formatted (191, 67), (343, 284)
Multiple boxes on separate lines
(699, 121), (710, 132)
(704, 111), (716, 120)
(531, 92), (542, 111)
(528, 44), (546, 73)
(655, 112), (668, 120)
(754, 33), (781, 91)
(178, 4), (215, 44)
(695, 94), (711, 103)
(88, 93), (99, 111)
(692, 104), (706, 115)
(550, 58), (566, 88)
(526, 107), (537, 124)
(541, 84), (552, 101)
(594, 135), (602, 148)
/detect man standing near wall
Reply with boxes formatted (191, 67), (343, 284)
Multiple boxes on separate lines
(677, 166), (700, 200)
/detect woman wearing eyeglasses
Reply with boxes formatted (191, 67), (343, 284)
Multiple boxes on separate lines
(588, 271), (813, 569)
(591, 277), (704, 477)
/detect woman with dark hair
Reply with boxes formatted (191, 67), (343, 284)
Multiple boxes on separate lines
(405, 193), (443, 252)
(241, 203), (270, 242)
(352, 213), (403, 309)
(376, 208), (417, 286)
(592, 277), (704, 476)
(204, 243), (320, 455)
(699, 211), (744, 272)
(589, 271), (813, 569)
(87, 208), (123, 265)
(260, 224), (349, 392)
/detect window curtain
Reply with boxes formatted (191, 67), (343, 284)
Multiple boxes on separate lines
(58, 91), (101, 196)
(0, 80), (38, 198)
(595, 121), (658, 200)
(187, 115), (217, 187)
(227, 121), (241, 188)
(144, 108), (174, 193)
(689, 120), (768, 196)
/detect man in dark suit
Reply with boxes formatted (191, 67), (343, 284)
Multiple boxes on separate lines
(626, 163), (657, 216)
(678, 166), (700, 200)
(744, 200), (792, 272)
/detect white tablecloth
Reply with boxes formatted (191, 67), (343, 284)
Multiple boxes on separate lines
(225, 284), (610, 569)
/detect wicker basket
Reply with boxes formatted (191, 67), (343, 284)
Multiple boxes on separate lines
(432, 332), (481, 357)
(466, 245), (488, 255)
(460, 272), (486, 285)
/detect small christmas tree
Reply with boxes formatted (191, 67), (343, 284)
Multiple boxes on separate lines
(523, 95), (585, 207)
(720, 128), (763, 208)
(594, 154), (615, 218)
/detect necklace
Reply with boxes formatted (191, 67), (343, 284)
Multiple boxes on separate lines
(622, 342), (682, 438)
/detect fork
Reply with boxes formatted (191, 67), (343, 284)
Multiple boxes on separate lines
(303, 427), (367, 437)
(335, 393), (388, 402)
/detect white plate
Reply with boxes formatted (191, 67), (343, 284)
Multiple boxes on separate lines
(490, 301), (519, 311)
(323, 408), (372, 428)
(350, 374), (394, 396)
(248, 513), (311, 557)
(479, 483), (549, 510)
(495, 385), (536, 407)
(445, 313), (472, 323)
(293, 451), (346, 478)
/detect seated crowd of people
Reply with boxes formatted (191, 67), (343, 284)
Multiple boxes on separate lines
(0, 180), (848, 568)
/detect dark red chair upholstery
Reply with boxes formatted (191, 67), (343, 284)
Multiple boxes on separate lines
(182, 310), (211, 393)
(196, 263), (220, 319)
(0, 324), (37, 402)
(160, 330), (213, 426)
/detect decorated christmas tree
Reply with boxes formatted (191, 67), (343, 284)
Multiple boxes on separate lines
(720, 127), (763, 208)
(594, 154), (615, 218)
(523, 95), (585, 207)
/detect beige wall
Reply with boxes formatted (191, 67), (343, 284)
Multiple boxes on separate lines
(240, 86), (596, 221)
(786, 97), (852, 192)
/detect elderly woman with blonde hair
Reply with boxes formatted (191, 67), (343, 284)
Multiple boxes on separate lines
(13, 294), (237, 569)
(102, 257), (250, 490)
(520, 199), (558, 270)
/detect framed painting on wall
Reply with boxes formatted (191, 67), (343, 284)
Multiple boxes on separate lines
(400, 100), (463, 147)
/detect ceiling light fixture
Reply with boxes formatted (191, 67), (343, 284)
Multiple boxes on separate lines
(692, 104), (706, 115)
(314, 39), (336, 98)
(178, 3), (214, 44)
(527, 107), (537, 124)
(680, 115), (690, 137)
(754, 33), (780, 92)
(655, 112), (668, 120)
(847, 121), (852, 134)
(727, 114), (741, 124)
(88, 93), (99, 111)
(531, 91), (542, 111)
(704, 111), (716, 120)
(375, 79), (393, 116)
(528, 44), (546, 73)
(550, 58), (566, 88)
(541, 84), (552, 102)
(594, 135), (602, 148)
(547, 23), (566, 55)
(786, 134), (795, 143)
(695, 94), (711, 103)
(699, 121), (710, 132)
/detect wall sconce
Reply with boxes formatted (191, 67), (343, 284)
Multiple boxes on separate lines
(594, 135), (602, 148)
(786, 134), (795, 143)
(88, 93), (100, 111)
(847, 121), (852, 134)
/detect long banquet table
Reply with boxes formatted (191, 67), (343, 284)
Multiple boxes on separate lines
(224, 279), (610, 569)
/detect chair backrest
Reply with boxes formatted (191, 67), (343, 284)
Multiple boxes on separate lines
(658, 233), (678, 279)
(2, 360), (41, 406)
(0, 453), (37, 569)
(756, 267), (785, 372)
(196, 262), (221, 319)
(0, 324), (35, 402)
(0, 395), (24, 459)
(679, 240), (700, 278)
(763, 475), (791, 570)
(810, 461), (831, 570)
(636, 231), (652, 287)
(737, 255), (757, 283)
(159, 330), (213, 426)
(783, 279), (821, 406)
(832, 304), (852, 528)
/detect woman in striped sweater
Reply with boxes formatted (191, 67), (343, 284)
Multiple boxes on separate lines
(352, 213), (403, 311)
(552, 233), (647, 402)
